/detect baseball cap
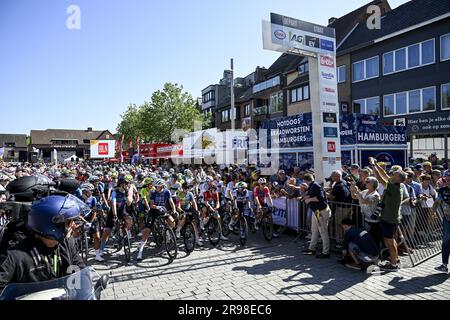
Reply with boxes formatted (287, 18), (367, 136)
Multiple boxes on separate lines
(351, 164), (360, 170)
(423, 161), (432, 167)
(414, 164), (423, 171)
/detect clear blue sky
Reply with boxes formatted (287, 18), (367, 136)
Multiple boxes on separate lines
(0, 0), (408, 134)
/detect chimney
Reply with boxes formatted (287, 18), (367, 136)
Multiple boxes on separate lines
(328, 17), (337, 25)
(87, 127), (92, 132)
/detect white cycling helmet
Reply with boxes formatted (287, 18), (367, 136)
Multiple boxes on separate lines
(89, 175), (100, 183)
(258, 178), (267, 184)
(153, 179), (166, 188)
(236, 181), (248, 189)
(205, 176), (214, 183)
(80, 183), (95, 192)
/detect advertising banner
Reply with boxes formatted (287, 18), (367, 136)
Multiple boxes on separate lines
(261, 113), (313, 148)
(263, 13), (336, 56)
(90, 140), (116, 158)
(360, 150), (406, 168)
(271, 197), (299, 230)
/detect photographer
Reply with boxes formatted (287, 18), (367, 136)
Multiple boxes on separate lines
(327, 170), (352, 243)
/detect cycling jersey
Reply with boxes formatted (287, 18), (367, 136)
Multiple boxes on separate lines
(177, 191), (195, 211)
(150, 189), (172, 208)
(111, 189), (128, 214)
(253, 186), (270, 205)
(83, 195), (98, 209)
(203, 190), (219, 207)
(92, 183), (104, 202)
(233, 189), (249, 203)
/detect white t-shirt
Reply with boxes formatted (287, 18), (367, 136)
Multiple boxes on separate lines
(359, 190), (381, 223)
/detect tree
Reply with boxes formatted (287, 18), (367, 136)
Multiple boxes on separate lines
(117, 83), (210, 144)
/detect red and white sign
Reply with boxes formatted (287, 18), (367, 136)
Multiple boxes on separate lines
(90, 140), (115, 159)
(320, 55), (335, 68)
(327, 141), (336, 153)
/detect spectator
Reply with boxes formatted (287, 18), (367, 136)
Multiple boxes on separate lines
(291, 167), (304, 185)
(270, 169), (289, 187)
(444, 160), (450, 177)
(350, 176), (382, 246)
(356, 168), (371, 192)
(423, 161), (433, 175)
(339, 218), (379, 270)
(413, 164), (424, 182)
(419, 174), (437, 207)
(432, 171), (450, 274)
(328, 170), (353, 243)
(430, 152), (439, 166)
(371, 157), (407, 271)
(431, 170), (444, 190)
(271, 181), (286, 198)
(285, 177), (300, 199)
(350, 164), (360, 183)
(302, 174), (331, 259)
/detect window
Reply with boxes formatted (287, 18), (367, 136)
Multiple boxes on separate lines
(396, 92), (407, 115)
(384, 95), (395, 116)
(303, 85), (309, 100)
(269, 92), (283, 113)
(442, 83), (450, 110)
(337, 65), (346, 83)
(353, 97), (380, 115)
(352, 56), (379, 82)
(352, 61), (365, 82)
(422, 87), (436, 111)
(366, 97), (380, 115)
(408, 44), (420, 68)
(422, 39), (435, 64)
(253, 76), (281, 94)
(383, 52), (394, 74)
(383, 39), (435, 75)
(244, 104), (250, 117)
(290, 85), (309, 103)
(441, 33), (450, 61)
(408, 90), (421, 113)
(202, 90), (215, 103)
(383, 87), (436, 116)
(365, 56), (379, 78)
(395, 48), (406, 71)
(298, 62), (309, 74)
(221, 110), (230, 123)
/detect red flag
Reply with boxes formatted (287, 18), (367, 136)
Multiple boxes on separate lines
(136, 136), (140, 155)
(120, 134), (125, 163)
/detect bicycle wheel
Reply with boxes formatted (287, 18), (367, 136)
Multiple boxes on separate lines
(152, 222), (164, 248)
(221, 211), (232, 237)
(262, 213), (274, 242)
(206, 218), (221, 246)
(123, 231), (131, 263)
(238, 216), (249, 246)
(164, 227), (177, 260)
(182, 222), (196, 255)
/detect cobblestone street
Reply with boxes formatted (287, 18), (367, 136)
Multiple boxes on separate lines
(92, 233), (450, 300)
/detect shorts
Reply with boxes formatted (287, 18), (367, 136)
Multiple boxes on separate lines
(105, 211), (130, 229)
(144, 208), (166, 229)
(380, 220), (398, 239)
(89, 219), (100, 234)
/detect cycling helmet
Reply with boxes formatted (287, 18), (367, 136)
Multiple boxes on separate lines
(236, 181), (248, 189)
(117, 177), (127, 186)
(149, 172), (157, 179)
(205, 176), (214, 183)
(162, 171), (170, 179)
(143, 177), (153, 186)
(137, 173), (145, 180)
(258, 178), (267, 184)
(80, 183), (95, 192)
(93, 170), (102, 177)
(124, 174), (133, 183)
(169, 168), (175, 174)
(184, 169), (192, 176)
(27, 195), (83, 241)
(153, 179), (166, 188)
(111, 171), (118, 179)
(89, 175), (100, 183)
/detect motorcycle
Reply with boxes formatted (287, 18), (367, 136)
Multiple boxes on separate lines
(0, 267), (109, 300)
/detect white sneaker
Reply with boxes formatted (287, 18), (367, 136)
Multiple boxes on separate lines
(196, 238), (204, 247)
(221, 234), (229, 241)
(95, 254), (105, 262)
(254, 222), (259, 231)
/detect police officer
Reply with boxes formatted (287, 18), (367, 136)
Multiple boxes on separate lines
(0, 195), (86, 288)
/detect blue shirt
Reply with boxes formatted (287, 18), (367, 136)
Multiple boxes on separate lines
(150, 189), (172, 207)
(408, 181), (421, 198)
(111, 189), (127, 213)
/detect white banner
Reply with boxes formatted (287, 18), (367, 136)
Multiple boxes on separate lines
(90, 140), (115, 159)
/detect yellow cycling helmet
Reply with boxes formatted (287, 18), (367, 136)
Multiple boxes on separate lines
(124, 174), (133, 183)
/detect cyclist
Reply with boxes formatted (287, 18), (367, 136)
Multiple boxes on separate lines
(79, 183), (104, 262)
(253, 177), (274, 230)
(201, 181), (228, 240)
(228, 181), (251, 231)
(136, 179), (176, 261)
(0, 195), (86, 287)
(175, 182), (202, 246)
(98, 177), (133, 259)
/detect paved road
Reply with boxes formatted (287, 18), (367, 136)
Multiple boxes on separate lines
(91, 232), (450, 300)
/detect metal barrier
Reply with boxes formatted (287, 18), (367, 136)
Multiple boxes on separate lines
(287, 198), (444, 267)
